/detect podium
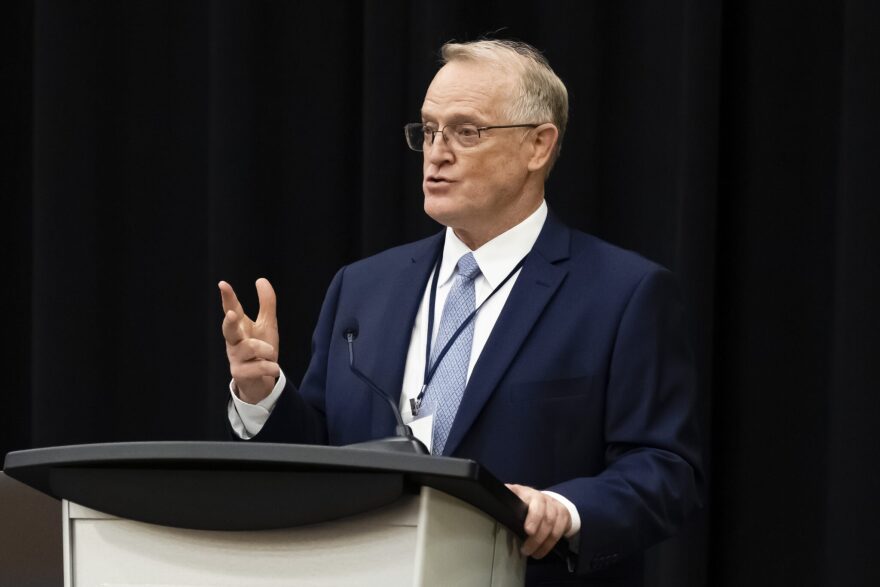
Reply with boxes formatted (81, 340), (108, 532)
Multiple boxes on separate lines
(3, 441), (528, 586)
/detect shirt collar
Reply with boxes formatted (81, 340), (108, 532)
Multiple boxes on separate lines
(438, 200), (548, 288)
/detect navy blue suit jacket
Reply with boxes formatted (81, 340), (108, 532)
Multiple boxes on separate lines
(252, 211), (703, 585)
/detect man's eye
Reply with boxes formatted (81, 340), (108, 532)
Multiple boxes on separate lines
(457, 126), (479, 137)
(422, 125), (438, 133)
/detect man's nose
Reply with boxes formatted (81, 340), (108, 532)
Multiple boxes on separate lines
(426, 131), (454, 164)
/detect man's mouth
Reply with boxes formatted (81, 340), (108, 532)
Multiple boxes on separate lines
(427, 175), (454, 184)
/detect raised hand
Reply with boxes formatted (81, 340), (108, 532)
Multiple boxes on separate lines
(218, 278), (280, 404)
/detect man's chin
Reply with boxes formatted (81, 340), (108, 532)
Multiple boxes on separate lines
(423, 198), (464, 228)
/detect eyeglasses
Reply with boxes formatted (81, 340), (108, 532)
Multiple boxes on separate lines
(404, 122), (540, 151)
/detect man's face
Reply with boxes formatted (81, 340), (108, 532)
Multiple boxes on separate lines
(420, 61), (535, 239)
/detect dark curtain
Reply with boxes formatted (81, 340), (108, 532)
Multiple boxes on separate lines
(2, 1), (878, 586)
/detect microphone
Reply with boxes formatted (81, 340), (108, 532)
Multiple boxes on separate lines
(342, 319), (428, 455)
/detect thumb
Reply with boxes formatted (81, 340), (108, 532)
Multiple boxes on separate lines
(255, 277), (278, 325)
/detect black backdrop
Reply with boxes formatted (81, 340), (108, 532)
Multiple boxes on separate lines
(2, 1), (878, 586)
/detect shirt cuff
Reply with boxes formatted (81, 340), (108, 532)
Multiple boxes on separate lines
(542, 490), (581, 538)
(227, 370), (287, 439)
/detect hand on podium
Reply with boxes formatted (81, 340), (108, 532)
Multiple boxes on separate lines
(506, 484), (572, 560)
(219, 278), (281, 405)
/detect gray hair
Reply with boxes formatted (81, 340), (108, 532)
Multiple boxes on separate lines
(440, 39), (569, 169)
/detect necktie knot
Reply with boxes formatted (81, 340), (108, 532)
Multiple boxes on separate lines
(456, 253), (481, 282)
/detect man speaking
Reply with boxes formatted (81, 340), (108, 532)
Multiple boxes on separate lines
(218, 39), (702, 586)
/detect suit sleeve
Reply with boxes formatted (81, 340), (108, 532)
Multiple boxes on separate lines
(547, 268), (704, 574)
(229, 267), (347, 445)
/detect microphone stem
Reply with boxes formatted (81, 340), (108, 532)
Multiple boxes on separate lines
(347, 337), (412, 439)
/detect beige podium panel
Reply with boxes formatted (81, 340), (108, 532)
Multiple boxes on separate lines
(63, 486), (525, 587)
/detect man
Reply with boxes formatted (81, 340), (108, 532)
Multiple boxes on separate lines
(219, 40), (702, 586)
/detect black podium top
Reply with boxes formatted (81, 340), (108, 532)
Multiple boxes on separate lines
(3, 441), (528, 536)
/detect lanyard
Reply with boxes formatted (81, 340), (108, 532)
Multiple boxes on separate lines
(409, 245), (528, 416)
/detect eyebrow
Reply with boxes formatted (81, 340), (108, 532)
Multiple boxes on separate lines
(420, 110), (487, 126)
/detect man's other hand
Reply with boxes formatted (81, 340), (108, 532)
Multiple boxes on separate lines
(506, 483), (572, 559)
(219, 278), (280, 404)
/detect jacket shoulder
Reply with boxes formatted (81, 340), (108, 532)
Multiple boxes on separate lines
(567, 228), (672, 285)
(342, 233), (441, 276)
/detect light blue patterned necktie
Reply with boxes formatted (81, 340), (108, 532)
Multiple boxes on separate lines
(425, 252), (481, 455)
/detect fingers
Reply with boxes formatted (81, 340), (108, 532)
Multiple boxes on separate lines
(255, 278), (277, 326)
(533, 506), (569, 559)
(222, 310), (245, 345)
(227, 337), (281, 404)
(229, 358), (281, 383)
(522, 492), (549, 556)
(231, 359), (281, 405)
(219, 281), (250, 345)
(218, 281), (245, 317)
(227, 337), (277, 364)
(506, 484), (570, 560)
(542, 507), (572, 558)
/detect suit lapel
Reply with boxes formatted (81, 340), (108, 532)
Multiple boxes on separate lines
(442, 213), (571, 455)
(365, 233), (443, 439)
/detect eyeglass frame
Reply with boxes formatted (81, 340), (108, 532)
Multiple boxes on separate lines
(403, 122), (542, 151)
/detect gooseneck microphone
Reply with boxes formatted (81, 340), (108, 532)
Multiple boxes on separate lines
(343, 321), (570, 562)
(342, 320), (428, 455)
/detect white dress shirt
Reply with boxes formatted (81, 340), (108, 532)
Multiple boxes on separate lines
(228, 200), (581, 538)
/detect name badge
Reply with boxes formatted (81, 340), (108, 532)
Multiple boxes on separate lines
(408, 412), (434, 454)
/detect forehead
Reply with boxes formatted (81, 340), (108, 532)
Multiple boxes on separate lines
(421, 60), (515, 122)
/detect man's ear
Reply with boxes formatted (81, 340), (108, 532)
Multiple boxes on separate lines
(526, 124), (559, 172)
